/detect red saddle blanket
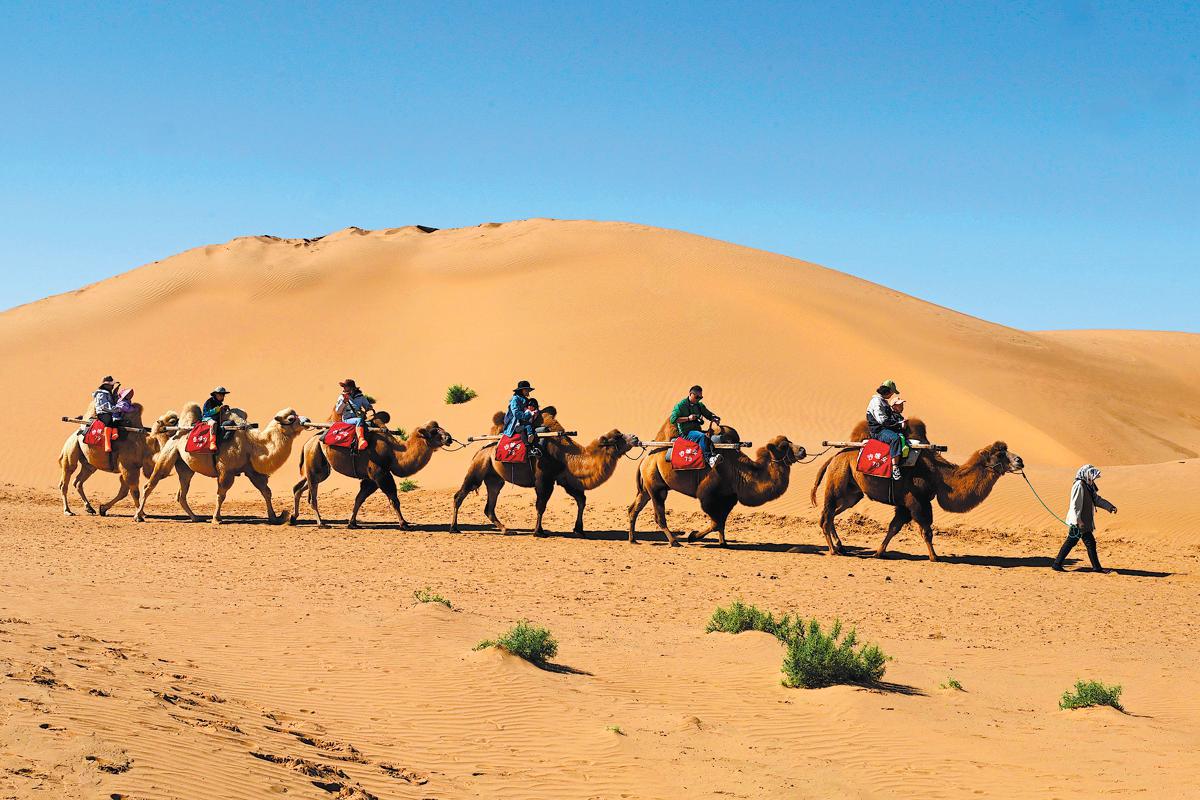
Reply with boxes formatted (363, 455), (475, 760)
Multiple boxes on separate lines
(323, 421), (358, 448)
(670, 437), (706, 470)
(82, 419), (118, 447)
(856, 439), (893, 477)
(185, 422), (216, 453)
(496, 433), (527, 463)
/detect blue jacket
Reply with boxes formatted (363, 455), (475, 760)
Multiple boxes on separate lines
(503, 394), (536, 436)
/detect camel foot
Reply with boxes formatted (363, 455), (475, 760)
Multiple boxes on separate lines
(669, 540), (682, 548)
(63, 509), (76, 517)
(273, 510), (291, 526)
(398, 520), (411, 531)
(533, 529), (546, 538)
(448, 526), (460, 534)
(873, 549), (889, 559)
(316, 522), (330, 530)
(347, 521), (360, 530)
(84, 505), (97, 516)
(628, 538), (640, 545)
(574, 527), (586, 538)
(133, 514), (146, 523)
(210, 517), (223, 525)
(928, 554), (939, 563)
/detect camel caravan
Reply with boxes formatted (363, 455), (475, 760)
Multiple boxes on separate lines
(59, 376), (1028, 560)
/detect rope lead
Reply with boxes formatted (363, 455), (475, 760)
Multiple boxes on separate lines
(1018, 472), (1070, 527)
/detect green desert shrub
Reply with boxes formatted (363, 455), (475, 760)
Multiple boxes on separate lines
(398, 479), (419, 492)
(941, 677), (965, 691)
(475, 622), (558, 664)
(1059, 680), (1123, 711)
(445, 384), (478, 405)
(413, 588), (451, 608)
(780, 619), (889, 689)
(705, 600), (801, 643)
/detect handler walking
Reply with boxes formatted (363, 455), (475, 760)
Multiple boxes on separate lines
(1051, 464), (1118, 573)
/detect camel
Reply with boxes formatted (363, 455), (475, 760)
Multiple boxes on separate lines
(289, 413), (454, 529)
(450, 407), (640, 536)
(135, 403), (310, 524)
(809, 418), (1024, 561)
(628, 420), (806, 546)
(58, 403), (179, 516)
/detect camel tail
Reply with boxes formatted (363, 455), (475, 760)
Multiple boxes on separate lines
(810, 455), (835, 506)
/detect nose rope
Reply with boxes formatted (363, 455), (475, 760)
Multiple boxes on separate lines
(1017, 471), (1069, 527)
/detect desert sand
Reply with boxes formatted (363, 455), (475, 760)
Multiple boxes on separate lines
(1, 219), (1198, 798)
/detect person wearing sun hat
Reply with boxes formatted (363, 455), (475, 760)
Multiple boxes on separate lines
(335, 379), (374, 451)
(503, 380), (543, 457)
(867, 379), (908, 480)
(91, 376), (121, 453)
(202, 386), (231, 452)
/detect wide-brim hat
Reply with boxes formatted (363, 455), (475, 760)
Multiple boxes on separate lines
(339, 378), (358, 389)
(212, 386), (229, 395)
(514, 380), (535, 392)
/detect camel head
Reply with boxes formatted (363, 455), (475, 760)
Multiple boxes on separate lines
(763, 435), (806, 465)
(596, 429), (640, 455)
(271, 408), (311, 436)
(411, 420), (454, 449)
(982, 441), (1023, 474)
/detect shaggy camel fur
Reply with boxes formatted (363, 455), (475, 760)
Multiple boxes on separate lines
(628, 422), (806, 546)
(290, 415), (453, 528)
(135, 403), (309, 524)
(450, 407), (639, 536)
(810, 418), (1024, 561)
(58, 403), (179, 516)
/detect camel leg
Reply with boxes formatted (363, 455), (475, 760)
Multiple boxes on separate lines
(482, 472), (508, 534)
(300, 447), (332, 528)
(532, 480), (556, 537)
(291, 476), (307, 523)
(72, 461), (99, 516)
(912, 501), (939, 562)
(374, 470), (409, 529)
(136, 447), (179, 522)
(211, 471), (236, 525)
(874, 505), (913, 558)
(245, 470), (286, 524)
(450, 459), (487, 533)
(172, 462), (202, 522)
(99, 462), (137, 517)
(627, 488), (651, 544)
(693, 494), (738, 546)
(560, 482), (587, 537)
(819, 482), (863, 556)
(650, 487), (679, 547)
(348, 479), (378, 529)
(60, 446), (82, 515)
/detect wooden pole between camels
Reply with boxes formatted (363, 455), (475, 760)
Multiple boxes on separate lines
(822, 439), (948, 452)
(466, 431), (578, 443)
(302, 422), (408, 435)
(60, 416), (151, 433)
(639, 440), (753, 449)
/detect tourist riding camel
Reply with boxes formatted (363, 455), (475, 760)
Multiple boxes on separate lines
(59, 399), (179, 517)
(291, 415), (454, 529)
(135, 402), (310, 524)
(451, 406), (639, 536)
(811, 418), (1024, 561)
(202, 386), (231, 451)
(629, 424), (806, 546)
(336, 379), (374, 451)
(867, 379), (907, 479)
(91, 376), (123, 453)
(670, 385), (722, 468)
(504, 380), (543, 458)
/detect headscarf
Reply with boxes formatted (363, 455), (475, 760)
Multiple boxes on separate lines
(1076, 464), (1101, 484)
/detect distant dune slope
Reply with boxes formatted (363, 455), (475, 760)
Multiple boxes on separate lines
(2, 219), (1196, 518)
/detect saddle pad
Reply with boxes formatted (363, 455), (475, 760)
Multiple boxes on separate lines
(856, 438), (893, 478)
(496, 433), (527, 463)
(82, 419), (117, 447)
(185, 422), (215, 453)
(670, 437), (706, 470)
(323, 421), (358, 448)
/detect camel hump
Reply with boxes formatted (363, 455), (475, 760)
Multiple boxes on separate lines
(179, 402), (202, 427)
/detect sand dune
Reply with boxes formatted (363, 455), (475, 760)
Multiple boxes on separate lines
(1, 220), (1198, 798)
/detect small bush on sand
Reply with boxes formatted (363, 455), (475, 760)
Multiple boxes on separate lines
(781, 619), (888, 689)
(413, 588), (451, 608)
(1059, 680), (1123, 711)
(607, 725), (624, 735)
(475, 622), (558, 664)
(445, 384), (478, 405)
(398, 479), (419, 492)
(941, 677), (964, 691)
(705, 600), (801, 643)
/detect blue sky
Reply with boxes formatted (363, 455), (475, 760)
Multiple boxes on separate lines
(2, 1), (1196, 330)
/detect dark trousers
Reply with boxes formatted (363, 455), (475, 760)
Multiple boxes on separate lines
(1053, 525), (1103, 570)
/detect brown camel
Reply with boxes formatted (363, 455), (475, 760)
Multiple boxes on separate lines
(135, 403), (310, 524)
(809, 418), (1024, 561)
(290, 414), (454, 529)
(628, 422), (806, 546)
(450, 407), (640, 536)
(58, 403), (179, 516)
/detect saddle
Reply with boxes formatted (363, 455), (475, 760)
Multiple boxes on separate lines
(670, 437), (706, 470)
(496, 433), (527, 464)
(323, 421), (359, 449)
(185, 422), (216, 453)
(856, 439), (893, 478)
(82, 419), (119, 447)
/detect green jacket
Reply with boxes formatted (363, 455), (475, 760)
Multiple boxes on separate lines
(670, 398), (717, 436)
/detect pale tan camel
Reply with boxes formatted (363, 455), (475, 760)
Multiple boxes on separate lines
(290, 416), (454, 528)
(135, 402), (310, 524)
(58, 403), (179, 516)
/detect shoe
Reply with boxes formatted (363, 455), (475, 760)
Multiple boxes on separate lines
(708, 455), (722, 468)
(892, 466), (901, 480)
(1051, 563), (1065, 572)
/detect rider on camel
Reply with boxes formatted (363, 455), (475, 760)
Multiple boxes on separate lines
(91, 376), (122, 453)
(504, 380), (543, 458)
(335, 379), (374, 451)
(670, 385), (722, 468)
(867, 379), (909, 480)
(202, 386), (230, 452)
